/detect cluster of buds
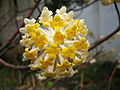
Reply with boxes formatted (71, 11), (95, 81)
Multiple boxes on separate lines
(19, 6), (90, 79)
(101, 0), (120, 5)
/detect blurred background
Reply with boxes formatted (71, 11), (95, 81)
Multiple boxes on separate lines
(0, 0), (120, 90)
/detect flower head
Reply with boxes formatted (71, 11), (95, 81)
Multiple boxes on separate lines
(19, 6), (90, 80)
(101, 0), (120, 5)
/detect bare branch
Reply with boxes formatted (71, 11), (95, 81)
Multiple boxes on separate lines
(0, 0), (41, 53)
(18, 7), (32, 13)
(108, 59), (118, 90)
(114, 2), (120, 26)
(68, 0), (98, 12)
(88, 26), (120, 51)
(0, 15), (15, 32)
(107, 3), (120, 89)
(89, 2), (120, 51)
(0, 58), (28, 70)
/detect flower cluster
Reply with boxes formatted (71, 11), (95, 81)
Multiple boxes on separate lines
(19, 6), (90, 79)
(101, 0), (120, 5)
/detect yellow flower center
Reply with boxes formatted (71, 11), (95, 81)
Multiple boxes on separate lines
(50, 15), (65, 30)
(56, 60), (72, 72)
(53, 31), (65, 44)
(45, 43), (61, 59)
(62, 46), (75, 59)
(73, 37), (89, 51)
(65, 24), (77, 40)
(39, 58), (53, 69)
(24, 48), (37, 60)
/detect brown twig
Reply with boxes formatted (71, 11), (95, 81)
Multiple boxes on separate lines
(74, 0), (98, 11)
(89, 2), (120, 51)
(0, 0), (19, 32)
(18, 7), (32, 13)
(68, 0), (98, 12)
(88, 26), (120, 51)
(107, 3), (120, 87)
(0, 15), (16, 32)
(114, 2), (120, 26)
(108, 58), (118, 90)
(108, 65), (117, 90)
(0, 0), (41, 53)
(0, 58), (28, 70)
(80, 72), (84, 88)
(0, 22), (24, 53)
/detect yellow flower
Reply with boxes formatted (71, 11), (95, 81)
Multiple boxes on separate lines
(26, 23), (40, 36)
(20, 39), (32, 47)
(28, 29), (48, 49)
(45, 43), (60, 59)
(23, 48), (38, 60)
(62, 46), (75, 59)
(73, 37), (89, 51)
(43, 72), (56, 77)
(73, 56), (86, 65)
(100, 0), (120, 5)
(43, 22), (50, 28)
(56, 6), (67, 15)
(101, 0), (114, 5)
(39, 7), (53, 28)
(39, 58), (53, 69)
(26, 25), (35, 33)
(32, 34), (48, 49)
(50, 15), (65, 30)
(27, 23), (40, 31)
(64, 11), (74, 26)
(24, 18), (36, 25)
(32, 29), (42, 39)
(53, 31), (65, 44)
(65, 24), (77, 40)
(34, 23), (40, 28)
(56, 60), (72, 72)
(74, 19), (88, 36)
(20, 36), (32, 48)
(56, 6), (74, 26)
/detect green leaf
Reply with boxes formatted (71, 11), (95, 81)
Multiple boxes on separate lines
(47, 81), (53, 88)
